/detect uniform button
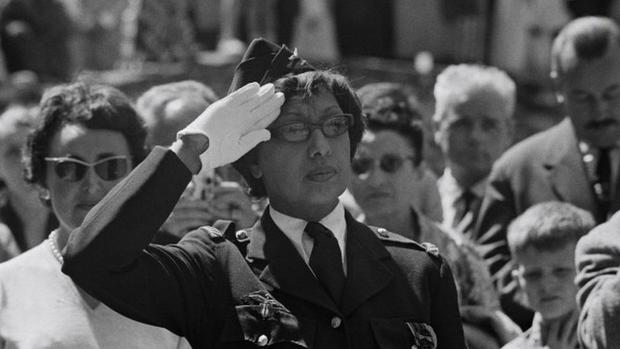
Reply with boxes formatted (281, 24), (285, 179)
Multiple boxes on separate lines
(330, 316), (342, 328)
(257, 334), (269, 346)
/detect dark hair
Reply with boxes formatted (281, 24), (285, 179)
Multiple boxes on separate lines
(357, 82), (424, 166)
(24, 82), (147, 189)
(233, 70), (365, 198)
(551, 16), (620, 79)
(136, 80), (218, 146)
(507, 201), (595, 256)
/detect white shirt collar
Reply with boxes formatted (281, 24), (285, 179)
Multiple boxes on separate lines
(269, 202), (347, 272)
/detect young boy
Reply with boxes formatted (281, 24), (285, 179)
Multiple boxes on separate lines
(502, 201), (595, 349)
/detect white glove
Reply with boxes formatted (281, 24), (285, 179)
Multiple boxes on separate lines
(177, 82), (284, 170)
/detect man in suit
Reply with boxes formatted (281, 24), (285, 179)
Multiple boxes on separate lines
(475, 16), (620, 329)
(575, 211), (620, 349)
(433, 64), (515, 238)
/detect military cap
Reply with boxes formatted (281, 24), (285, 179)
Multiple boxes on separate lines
(227, 37), (316, 94)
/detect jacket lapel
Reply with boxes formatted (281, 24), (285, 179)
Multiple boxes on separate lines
(246, 209), (339, 313)
(543, 118), (599, 214)
(340, 212), (393, 316)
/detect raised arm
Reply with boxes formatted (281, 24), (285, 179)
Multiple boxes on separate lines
(61, 83), (294, 347)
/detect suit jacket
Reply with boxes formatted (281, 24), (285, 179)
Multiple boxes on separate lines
(575, 211), (620, 349)
(220, 209), (466, 349)
(474, 118), (606, 328)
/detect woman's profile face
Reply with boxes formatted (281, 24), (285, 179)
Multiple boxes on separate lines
(45, 124), (133, 233)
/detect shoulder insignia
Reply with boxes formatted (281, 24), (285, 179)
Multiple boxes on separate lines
(235, 229), (250, 243)
(421, 242), (440, 258)
(376, 227), (389, 238)
(198, 226), (225, 242)
(370, 226), (421, 248)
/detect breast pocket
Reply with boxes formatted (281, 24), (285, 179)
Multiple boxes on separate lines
(371, 318), (437, 349)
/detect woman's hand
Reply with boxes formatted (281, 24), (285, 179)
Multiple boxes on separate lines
(207, 181), (259, 230)
(161, 187), (215, 238)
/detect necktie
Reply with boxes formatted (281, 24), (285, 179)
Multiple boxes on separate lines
(596, 147), (612, 220)
(304, 222), (345, 304)
(452, 190), (478, 238)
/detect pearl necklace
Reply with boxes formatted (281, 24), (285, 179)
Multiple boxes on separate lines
(47, 230), (64, 264)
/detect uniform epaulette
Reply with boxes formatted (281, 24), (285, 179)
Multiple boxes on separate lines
(198, 226), (226, 243)
(370, 226), (442, 259)
(213, 219), (250, 255)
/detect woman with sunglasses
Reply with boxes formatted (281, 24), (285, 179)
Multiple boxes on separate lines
(0, 82), (194, 348)
(348, 83), (522, 349)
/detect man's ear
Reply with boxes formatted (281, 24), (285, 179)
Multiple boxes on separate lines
(550, 70), (565, 105)
(432, 116), (443, 146)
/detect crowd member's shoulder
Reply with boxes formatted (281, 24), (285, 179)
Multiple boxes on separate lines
(578, 211), (620, 251)
(492, 118), (569, 173)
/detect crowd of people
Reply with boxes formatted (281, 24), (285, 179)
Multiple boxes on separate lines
(0, 11), (619, 349)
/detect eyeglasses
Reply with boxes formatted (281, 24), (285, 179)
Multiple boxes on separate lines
(269, 114), (354, 143)
(351, 154), (414, 177)
(44, 155), (131, 182)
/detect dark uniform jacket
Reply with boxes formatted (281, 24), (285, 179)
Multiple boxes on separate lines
(63, 146), (464, 349)
(62, 148), (305, 349)
(219, 205), (466, 348)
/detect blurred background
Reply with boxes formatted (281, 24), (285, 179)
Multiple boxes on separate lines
(0, 0), (617, 144)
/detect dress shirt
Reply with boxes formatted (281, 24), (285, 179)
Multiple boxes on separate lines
(269, 202), (347, 273)
(437, 168), (487, 231)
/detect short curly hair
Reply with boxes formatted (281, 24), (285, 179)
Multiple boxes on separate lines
(24, 82), (147, 189)
(232, 70), (365, 198)
(357, 82), (425, 166)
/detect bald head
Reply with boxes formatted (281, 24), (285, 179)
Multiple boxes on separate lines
(136, 80), (218, 147)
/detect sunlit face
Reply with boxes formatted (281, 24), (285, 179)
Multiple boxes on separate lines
(558, 44), (620, 148)
(514, 244), (578, 321)
(45, 124), (133, 233)
(349, 130), (421, 219)
(0, 106), (37, 197)
(435, 89), (512, 181)
(252, 89), (351, 221)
